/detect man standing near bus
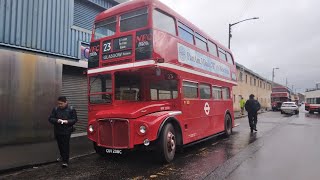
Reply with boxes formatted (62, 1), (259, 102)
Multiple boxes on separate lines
(245, 94), (261, 133)
(48, 96), (78, 168)
(240, 96), (246, 115)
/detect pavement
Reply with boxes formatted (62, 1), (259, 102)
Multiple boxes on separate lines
(0, 135), (94, 173)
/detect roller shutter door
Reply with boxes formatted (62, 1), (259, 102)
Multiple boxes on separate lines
(62, 65), (88, 133)
(74, 0), (106, 30)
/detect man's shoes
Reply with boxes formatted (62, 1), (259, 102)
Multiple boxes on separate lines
(250, 128), (253, 133)
(254, 127), (258, 131)
(56, 157), (62, 162)
(62, 163), (69, 168)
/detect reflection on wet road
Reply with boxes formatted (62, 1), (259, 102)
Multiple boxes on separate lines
(2, 108), (319, 180)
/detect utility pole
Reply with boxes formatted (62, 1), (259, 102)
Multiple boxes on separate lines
(272, 67), (279, 88)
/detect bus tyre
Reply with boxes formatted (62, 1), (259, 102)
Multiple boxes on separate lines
(281, 111), (284, 114)
(158, 123), (176, 163)
(224, 114), (232, 137)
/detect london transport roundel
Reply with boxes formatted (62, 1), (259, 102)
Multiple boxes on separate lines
(204, 102), (210, 115)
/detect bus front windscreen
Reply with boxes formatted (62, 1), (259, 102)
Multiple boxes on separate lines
(94, 16), (116, 40)
(89, 74), (112, 104)
(120, 7), (148, 32)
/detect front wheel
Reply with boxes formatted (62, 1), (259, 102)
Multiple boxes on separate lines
(224, 114), (232, 137)
(158, 123), (176, 163)
(281, 111), (284, 114)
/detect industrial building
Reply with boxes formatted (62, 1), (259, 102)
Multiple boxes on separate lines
(0, 0), (127, 170)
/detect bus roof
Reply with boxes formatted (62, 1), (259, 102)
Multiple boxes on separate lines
(95, 0), (230, 52)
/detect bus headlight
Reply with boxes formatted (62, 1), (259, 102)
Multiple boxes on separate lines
(139, 125), (147, 134)
(88, 125), (94, 133)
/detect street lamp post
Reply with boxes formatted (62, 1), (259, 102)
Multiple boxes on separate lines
(228, 17), (259, 49)
(272, 67), (279, 88)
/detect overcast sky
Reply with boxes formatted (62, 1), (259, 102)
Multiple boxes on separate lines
(158, 0), (320, 93)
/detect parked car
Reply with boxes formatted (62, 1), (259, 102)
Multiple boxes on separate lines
(280, 102), (299, 114)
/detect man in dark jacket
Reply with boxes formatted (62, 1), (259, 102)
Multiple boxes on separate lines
(245, 94), (261, 133)
(49, 96), (78, 168)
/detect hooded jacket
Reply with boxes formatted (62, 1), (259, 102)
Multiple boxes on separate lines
(48, 105), (78, 135)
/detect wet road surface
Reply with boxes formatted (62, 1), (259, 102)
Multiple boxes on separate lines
(1, 108), (319, 180)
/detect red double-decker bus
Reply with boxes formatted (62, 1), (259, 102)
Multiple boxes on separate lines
(87, 0), (237, 162)
(271, 86), (291, 111)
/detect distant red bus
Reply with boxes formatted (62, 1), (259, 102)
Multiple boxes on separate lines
(271, 86), (291, 111)
(87, 0), (237, 162)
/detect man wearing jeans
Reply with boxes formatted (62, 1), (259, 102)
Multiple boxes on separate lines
(49, 96), (78, 168)
(245, 94), (261, 133)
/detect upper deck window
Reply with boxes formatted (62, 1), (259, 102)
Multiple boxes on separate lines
(120, 8), (148, 32)
(226, 52), (234, 65)
(94, 16), (116, 40)
(218, 47), (227, 62)
(153, 9), (176, 36)
(195, 33), (207, 52)
(208, 41), (218, 57)
(178, 22), (194, 45)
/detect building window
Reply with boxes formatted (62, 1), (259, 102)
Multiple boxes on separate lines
(246, 75), (248, 83)
(260, 80), (262, 88)
(120, 8), (148, 32)
(208, 41), (218, 57)
(222, 87), (230, 99)
(239, 72), (243, 82)
(199, 84), (211, 99)
(254, 79), (256, 86)
(195, 33), (207, 51)
(250, 77), (252, 85)
(178, 22), (194, 44)
(153, 9), (176, 36)
(183, 81), (198, 98)
(212, 86), (222, 100)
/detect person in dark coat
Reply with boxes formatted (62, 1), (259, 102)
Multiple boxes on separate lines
(49, 96), (78, 168)
(245, 94), (261, 133)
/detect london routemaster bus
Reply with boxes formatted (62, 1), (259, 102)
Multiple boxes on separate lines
(87, 0), (237, 162)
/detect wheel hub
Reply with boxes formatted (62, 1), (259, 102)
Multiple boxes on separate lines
(167, 132), (175, 152)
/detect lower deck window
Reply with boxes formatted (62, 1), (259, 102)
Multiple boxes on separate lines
(150, 80), (178, 100)
(222, 88), (230, 99)
(183, 81), (198, 99)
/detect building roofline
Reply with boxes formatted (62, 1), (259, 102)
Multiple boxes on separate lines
(236, 62), (272, 84)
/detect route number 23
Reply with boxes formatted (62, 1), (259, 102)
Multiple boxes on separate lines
(103, 42), (111, 52)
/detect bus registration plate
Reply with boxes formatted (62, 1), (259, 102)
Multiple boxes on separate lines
(106, 149), (122, 154)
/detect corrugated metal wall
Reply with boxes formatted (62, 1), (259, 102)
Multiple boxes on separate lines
(0, 0), (115, 59)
